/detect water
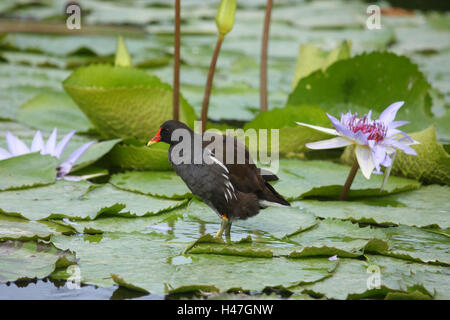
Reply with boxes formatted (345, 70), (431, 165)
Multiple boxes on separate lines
(0, 279), (163, 300)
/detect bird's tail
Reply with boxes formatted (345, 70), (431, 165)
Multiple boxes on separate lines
(259, 182), (290, 207)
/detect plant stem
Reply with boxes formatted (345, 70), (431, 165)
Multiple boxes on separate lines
(339, 159), (359, 201)
(173, 0), (181, 121)
(201, 35), (224, 133)
(260, 0), (272, 113)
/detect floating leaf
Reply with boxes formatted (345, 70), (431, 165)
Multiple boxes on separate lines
(272, 159), (420, 200)
(185, 199), (318, 239)
(0, 180), (185, 221)
(105, 141), (172, 171)
(51, 232), (336, 295)
(382, 225), (450, 266)
(299, 255), (448, 299)
(63, 64), (196, 141)
(0, 153), (57, 191)
(287, 219), (388, 258)
(17, 92), (92, 133)
(292, 41), (351, 89)
(0, 240), (76, 283)
(295, 185), (449, 229)
(0, 215), (74, 242)
(110, 170), (191, 199)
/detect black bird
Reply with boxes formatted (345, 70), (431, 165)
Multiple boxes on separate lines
(147, 120), (290, 237)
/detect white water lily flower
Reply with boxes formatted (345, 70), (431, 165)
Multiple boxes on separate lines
(297, 101), (419, 180)
(0, 128), (95, 180)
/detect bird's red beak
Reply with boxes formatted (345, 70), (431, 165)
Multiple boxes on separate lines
(147, 128), (161, 147)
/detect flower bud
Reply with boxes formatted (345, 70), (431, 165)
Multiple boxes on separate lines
(115, 35), (132, 67)
(215, 0), (236, 37)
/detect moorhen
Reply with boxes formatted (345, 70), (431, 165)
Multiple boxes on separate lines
(147, 120), (290, 237)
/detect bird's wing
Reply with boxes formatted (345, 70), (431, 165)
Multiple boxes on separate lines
(203, 133), (266, 194)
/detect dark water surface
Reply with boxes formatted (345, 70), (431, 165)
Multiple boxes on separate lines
(0, 279), (163, 300)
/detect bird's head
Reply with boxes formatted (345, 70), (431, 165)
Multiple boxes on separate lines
(147, 120), (191, 146)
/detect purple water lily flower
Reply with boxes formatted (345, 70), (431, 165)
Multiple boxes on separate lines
(0, 128), (95, 180)
(296, 101), (419, 180)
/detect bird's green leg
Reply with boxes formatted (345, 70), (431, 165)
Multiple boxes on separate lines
(225, 220), (232, 237)
(216, 215), (229, 238)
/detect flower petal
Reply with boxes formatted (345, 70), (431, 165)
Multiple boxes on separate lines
(6, 131), (29, 156)
(355, 145), (375, 179)
(295, 122), (338, 135)
(54, 130), (76, 159)
(370, 143), (386, 172)
(353, 130), (369, 146)
(57, 141), (95, 178)
(381, 155), (392, 167)
(31, 130), (44, 152)
(390, 139), (418, 156)
(326, 113), (354, 138)
(389, 120), (409, 129)
(379, 101), (404, 124)
(306, 137), (353, 150)
(44, 128), (58, 156)
(0, 147), (11, 160)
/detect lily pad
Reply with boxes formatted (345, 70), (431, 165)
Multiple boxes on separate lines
(0, 153), (58, 191)
(105, 142), (172, 171)
(273, 159), (420, 200)
(291, 41), (351, 89)
(185, 199), (318, 239)
(382, 225), (450, 266)
(17, 92), (92, 133)
(287, 219), (389, 258)
(51, 232), (337, 295)
(0, 214), (74, 241)
(392, 126), (449, 185)
(298, 255), (449, 299)
(294, 187), (449, 230)
(0, 240), (76, 283)
(0, 86), (58, 121)
(63, 64), (196, 141)
(0, 180), (185, 221)
(110, 170), (191, 199)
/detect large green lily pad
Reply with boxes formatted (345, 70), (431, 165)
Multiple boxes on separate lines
(294, 185), (449, 229)
(382, 225), (450, 265)
(17, 92), (92, 133)
(105, 141), (172, 171)
(299, 255), (449, 299)
(51, 232), (336, 295)
(110, 170), (191, 199)
(63, 65), (196, 141)
(0, 214), (74, 241)
(273, 159), (420, 200)
(288, 219), (388, 258)
(0, 153), (58, 191)
(0, 240), (76, 283)
(0, 180), (186, 221)
(185, 199), (318, 240)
